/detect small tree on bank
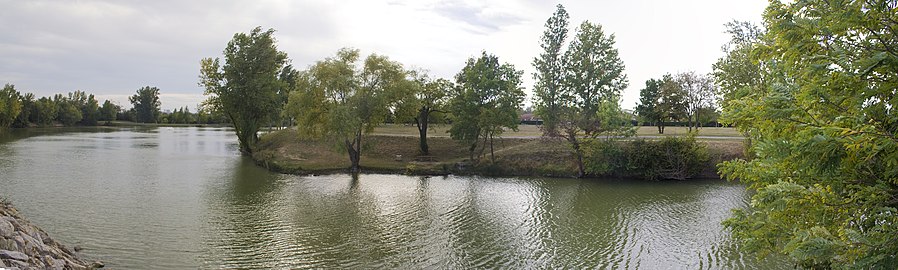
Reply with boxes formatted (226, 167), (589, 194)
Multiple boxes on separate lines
(449, 52), (525, 162)
(199, 27), (288, 155)
(289, 48), (408, 174)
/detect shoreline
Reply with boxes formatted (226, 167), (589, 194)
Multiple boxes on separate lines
(252, 129), (745, 180)
(0, 200), (103, 269)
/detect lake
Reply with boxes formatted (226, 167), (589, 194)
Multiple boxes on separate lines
(0, 127), (787, 269)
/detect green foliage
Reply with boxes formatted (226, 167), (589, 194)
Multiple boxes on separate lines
(12, 93), (34, 128)
(548, 19), (631, 177)
(129, 86), (161, 123)
(635, 79), (662, 125)
(583, 135), (709, 180)
(532, 4), (569, 137)
(200, 26), (288, 155)
(68, 91), (99, 125)
(717, 1), (898, 268)
(0, 84), (22, 128)
(54, 98), (82, 126)
(99, 100), (119, 122)
(448, 51), (525, 162)
(288, 48), (409, 173)
(31, 97), (57, 126)
(394, 71), (452, 155)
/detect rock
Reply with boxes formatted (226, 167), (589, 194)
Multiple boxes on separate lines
(0, 219), (14, 237)
(91, 260), (105, 268)
(0, 250), (28, 261)
(0, 238), (16, 250)
(0, 258), (6, 267)
(73, 246), (83, 252)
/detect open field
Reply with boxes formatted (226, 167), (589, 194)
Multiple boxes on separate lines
(372, 124), (742, 138)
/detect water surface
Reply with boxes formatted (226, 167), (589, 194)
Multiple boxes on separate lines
(0, 127), (787, 269)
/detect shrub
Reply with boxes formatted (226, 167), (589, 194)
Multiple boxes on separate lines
(584, 135), (709, 180)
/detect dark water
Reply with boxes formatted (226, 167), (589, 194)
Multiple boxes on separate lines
(0, 127), (788, 269)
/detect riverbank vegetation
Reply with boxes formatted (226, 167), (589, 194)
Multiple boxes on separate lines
(252, 128), (734, 180)
(713, 0), (898, 268)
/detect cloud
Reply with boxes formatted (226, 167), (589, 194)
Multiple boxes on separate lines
(0, 0), (769, 111)
(432, 0), (527, 34)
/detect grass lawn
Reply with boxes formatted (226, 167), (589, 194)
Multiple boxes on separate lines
(372, 124), (742, 138)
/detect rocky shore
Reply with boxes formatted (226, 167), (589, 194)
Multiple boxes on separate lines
(0, 200), (102, 270)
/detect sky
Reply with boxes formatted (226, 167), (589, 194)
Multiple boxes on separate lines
(0, 0), (769, 111)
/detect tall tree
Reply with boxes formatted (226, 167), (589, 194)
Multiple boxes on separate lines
(199, 27), (288, 155)
(635, 78), (664, 133)
(449, 52), (525, 162)
(69, 90), (99, 126)
(289, 48), (408, 173)
(560, 21), (630, 177)
(12, 92), (34, 128)
(129, 86), (161, 123)
(31, 97), (57, 126)
(718, 1), (898, 268)
(658, 74), (687, 130)
(0, 84), (22, 128)
(395, 72), (451, 155)
(54, 94), (82, 126)
(99, 100), (119, 123)
(532, 4), (570, 137)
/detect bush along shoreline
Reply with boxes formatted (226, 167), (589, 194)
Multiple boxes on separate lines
(251, 130), (740, 180)
(0, 199), (103, 269)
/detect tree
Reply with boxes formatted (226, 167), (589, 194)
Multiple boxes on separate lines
(12, 92), (34, 128)
(0, 84), (22, 128)
(289, 48), (408, 173)
(657, 74), (687, 130)
(129, 86), (161, 123)
(449, 51), (525, 162)
(559, 21), (630, 177)
(199, 27), (288, 155)
(395, 72), (451, 155)
(53, 94), (82, 126)
(718, 1), (898, 268)
(99, 100), (119, 123)
(31, 97), (57, 126)
(532, 4), (570, 137)
(68, 91), (99, 126)
(674, 71), (716, 131)
(635, 78), (664, 133)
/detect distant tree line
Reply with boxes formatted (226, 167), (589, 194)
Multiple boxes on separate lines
(0, 84), (228, 128)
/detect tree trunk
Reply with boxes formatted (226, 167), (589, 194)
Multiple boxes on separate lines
(566, 131), (585, 178)
(346, 129), (362, 174)
(416, 107), (430, 155)
(489, 132), (495, 162)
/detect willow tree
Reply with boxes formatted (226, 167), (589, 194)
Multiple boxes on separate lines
(288, 48), (408, 173)
(717, 1), (898, 268)
(199, 27), (287, 155)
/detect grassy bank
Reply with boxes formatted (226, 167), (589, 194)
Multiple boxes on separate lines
(252, 129), (745, 179)
(372, 124), (743, 138)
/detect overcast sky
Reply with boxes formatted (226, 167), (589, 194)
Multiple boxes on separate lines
(1, 0), (768, 111)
